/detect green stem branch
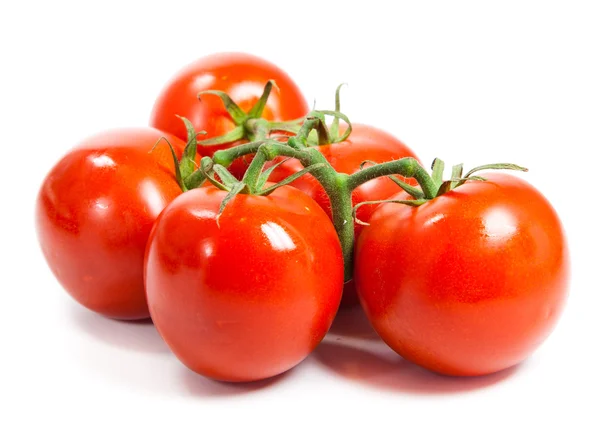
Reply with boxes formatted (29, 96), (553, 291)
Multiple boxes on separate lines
(212, 140), (267, 168)
(347, 158), (438, 199)
(212, 143), (438, 282)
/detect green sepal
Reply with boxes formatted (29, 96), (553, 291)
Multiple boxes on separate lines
(436, 180), (453, 196)
(176, 116), (203, 181)
(352, 198), (427, 225)
(296, 114), (330, 146)
(450, 163), (464, 189)
(438, 176), (488, 195)
(431, 158), (445, 188)
(184, 169), (207, 190)
(387, 175), (425, 199)
(255, 163), (325, 196)
(317, 109), (353, 143)
(464, 163), (529, 178)
(267, 120), (303, 136)
(151, 137), (185, 192)
(213, 164), (240, 187)
(198, 90), (246, 125)
(256, 158), (292, 190)
(198, 125), (245, 147)
(248, 80), (277, 119)
(268, 115), (307, 137)
(211, 139), (269, 168)
(200, 157), (228, 191)
(329, 83), (347, 139)
(216, 182), (249, 227)
(359, 159), (424, 199)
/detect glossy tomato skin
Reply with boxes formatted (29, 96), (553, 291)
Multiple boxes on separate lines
(145, 185), (344, 382)
(150, 52), (309, 176)
(355, 174), (569, 376)
(36, 128), (185, 320)
(269, 123), (419, 306)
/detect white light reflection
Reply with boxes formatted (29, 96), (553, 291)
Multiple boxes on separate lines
(483, 208), (518, 240)
(199, 240), (214, 258)
(190, 209), (217, 221)
(193, 73), (216, 91)
(424, 213), (444, 227)
(261, 222), (296, 252)
(90, 154), (116, 168)
(93, 198), (110, 212)
(140, 179), (167, 217)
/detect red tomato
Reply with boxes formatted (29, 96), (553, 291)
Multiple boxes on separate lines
(145, 185), (344, 382)
(268, 123), (420, 306)
(355, 173), (569, 376)
(150, 52), (309, 176)
(36, 128), (186, 320)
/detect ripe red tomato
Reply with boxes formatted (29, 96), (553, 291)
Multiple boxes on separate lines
(268, 123), (420, 306)
(354, 173), (569, 376)
(145, 185), (344, 382)
(36, 128), (186, 320)
(150, 52), (309, 175)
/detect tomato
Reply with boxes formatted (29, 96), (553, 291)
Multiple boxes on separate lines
(145, 185), (344, 382)
(354, 173), (569, 376)
(150, 52), (309, 176)
(268, 123), (420, 306)
(36, 128), (186, 320)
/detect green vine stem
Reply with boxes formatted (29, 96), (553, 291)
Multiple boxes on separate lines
(211, 134), (527, 283)
(211, 120), (438, 281)
(201, 97), (527, 283)
(347, 158), (437, 198)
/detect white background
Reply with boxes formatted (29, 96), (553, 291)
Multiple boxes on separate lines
(1, 1), (599, 436)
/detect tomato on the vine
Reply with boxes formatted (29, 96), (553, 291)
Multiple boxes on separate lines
(355, 173), (569, 376)
(268, 123), (420, 306)
(150, 52), (309, 176)
(36, 128), (186, 320)
(145, 185), (343, 382)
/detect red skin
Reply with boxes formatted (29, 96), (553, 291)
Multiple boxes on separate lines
(355, 173), (570, 376)
(36, 128), (185, 320)
(145, 185), (344, 382)
(268, 123), (419, 306)
(150, 52), (309, 176)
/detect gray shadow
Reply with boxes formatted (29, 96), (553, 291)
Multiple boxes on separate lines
(70, 305), (171, 355)
(315, 338), (522, 394)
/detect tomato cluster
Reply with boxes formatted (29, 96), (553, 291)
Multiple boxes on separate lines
(36, 53), (569, 383)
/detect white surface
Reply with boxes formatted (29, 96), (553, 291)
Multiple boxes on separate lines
(2, 1), (599, 436)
